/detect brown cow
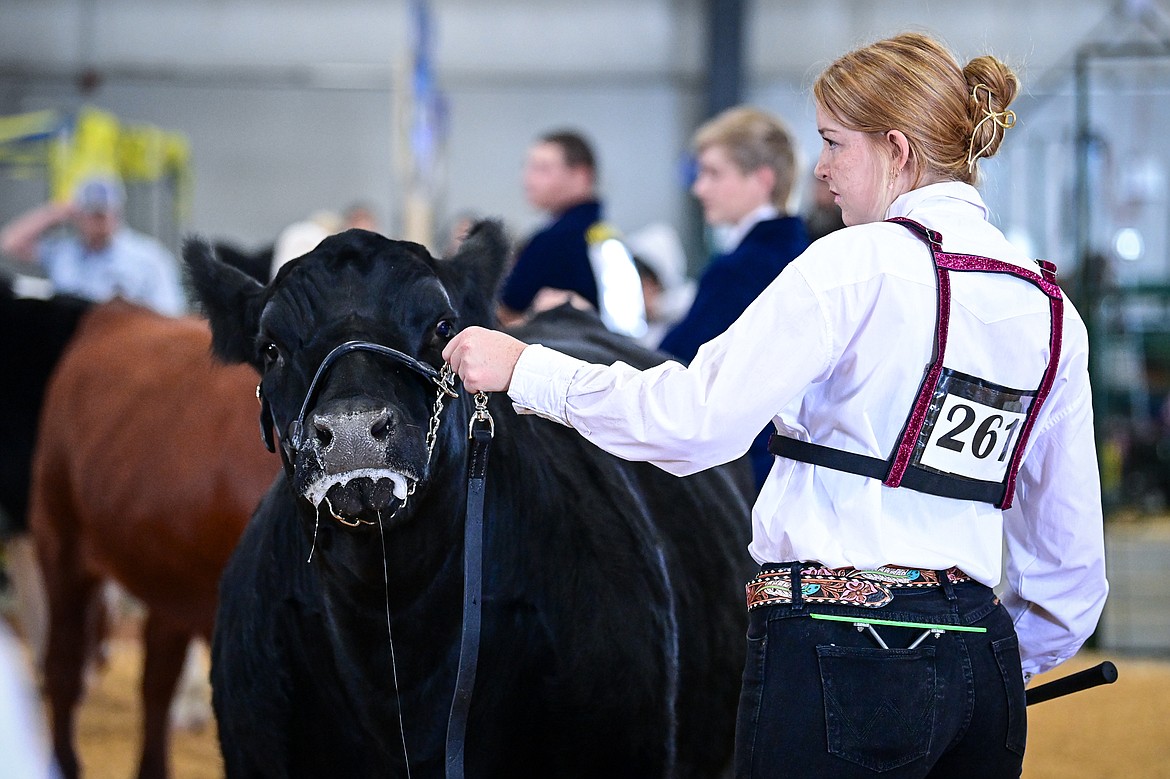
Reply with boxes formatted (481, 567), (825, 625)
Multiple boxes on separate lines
(28, 300), (279, 779)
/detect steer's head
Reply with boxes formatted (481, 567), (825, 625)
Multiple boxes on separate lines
(184, 224), (507, 530)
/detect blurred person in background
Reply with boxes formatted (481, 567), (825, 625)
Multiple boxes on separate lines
(658, 106), (809, 491)
(0, 620), (58, 778)
(342, 201), (380, 234)
(0, 176), (185, 316)
(220, 201), (381, 284)
(498, 129), (644, 336)
(270, 204), (380, 278)
(441, 209), (482, 257)
(625, 221), (696, 348)
(269, 210), (343, 279)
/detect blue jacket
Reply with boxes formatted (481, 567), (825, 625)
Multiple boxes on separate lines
(659, 216), (810, 491)
(500, 201), (601, 313)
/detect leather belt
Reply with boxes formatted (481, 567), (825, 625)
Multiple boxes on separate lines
(745, 563), (972, 611)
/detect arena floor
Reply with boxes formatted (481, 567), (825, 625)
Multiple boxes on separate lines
(53, 633), (1170, 778)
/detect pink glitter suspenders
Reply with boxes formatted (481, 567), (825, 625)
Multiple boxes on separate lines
(768, 217), (1065, 509)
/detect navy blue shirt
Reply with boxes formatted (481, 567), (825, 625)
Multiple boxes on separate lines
(500, 200), (602, 313)
(658, 216), (810, 491)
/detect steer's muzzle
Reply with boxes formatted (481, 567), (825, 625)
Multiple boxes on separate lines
(312, 407), (395, 475)
(296, 400), (422, 525)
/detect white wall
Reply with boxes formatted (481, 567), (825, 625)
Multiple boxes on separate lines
(0, 0), (1133, 264)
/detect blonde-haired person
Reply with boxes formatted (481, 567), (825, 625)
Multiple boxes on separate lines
(659, 106), (809, 491)
(445, 32), (1106, 777)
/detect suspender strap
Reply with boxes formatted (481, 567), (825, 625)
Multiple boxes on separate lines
(769, 217), (1065, 509)
(1002, 280), (1063, 508)
(884, 219), (951, 488)
(768, 436), (888, 480)
(767, 435), (1007, 504)
(921, 246), (1065, 508)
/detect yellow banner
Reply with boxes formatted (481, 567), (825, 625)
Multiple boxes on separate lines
(0, 106), (191, 216)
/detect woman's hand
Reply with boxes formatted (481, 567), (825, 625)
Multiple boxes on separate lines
(442, 326), (528, 394)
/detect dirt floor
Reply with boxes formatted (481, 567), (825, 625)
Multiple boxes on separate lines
(0, 578), (1152, 779)
(70, 636), (222, 779)
(35, 637), (1162, 778)
(1024, 651), (1170, 779)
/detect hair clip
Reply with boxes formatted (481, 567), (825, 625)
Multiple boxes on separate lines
(967, 83), (1016, 171)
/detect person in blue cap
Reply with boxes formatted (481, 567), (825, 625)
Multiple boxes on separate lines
(1, 176), (185, 315)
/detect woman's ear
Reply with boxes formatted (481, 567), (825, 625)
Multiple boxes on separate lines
(885, 130), (912, 174)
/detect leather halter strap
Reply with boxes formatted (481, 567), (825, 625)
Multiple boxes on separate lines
(281, 340), (455, 464)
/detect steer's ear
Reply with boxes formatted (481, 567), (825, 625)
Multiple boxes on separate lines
(442, 220), (509, 324)
(183, 237), (266, 365)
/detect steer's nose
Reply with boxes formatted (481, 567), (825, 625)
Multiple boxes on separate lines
(310, 406), (395, 474)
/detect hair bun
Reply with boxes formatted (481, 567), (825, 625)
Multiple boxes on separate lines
(963, 56), (1020, 167)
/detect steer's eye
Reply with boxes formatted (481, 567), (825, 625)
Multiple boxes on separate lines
(434, 320), (455, 340)
(260, 342), (280, 367)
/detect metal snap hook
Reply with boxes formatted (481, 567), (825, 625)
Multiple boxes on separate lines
(469, 391), (494, 438)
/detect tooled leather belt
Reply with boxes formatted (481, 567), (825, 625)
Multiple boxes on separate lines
(745, 563), (972, 610)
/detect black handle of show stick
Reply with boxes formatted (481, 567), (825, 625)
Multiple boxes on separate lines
(1025, 661), (1118, 706)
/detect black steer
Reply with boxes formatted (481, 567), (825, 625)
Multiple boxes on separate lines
(185, 224), (754, 778)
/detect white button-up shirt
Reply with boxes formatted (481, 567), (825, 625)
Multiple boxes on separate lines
(508, 181), (1107, 676)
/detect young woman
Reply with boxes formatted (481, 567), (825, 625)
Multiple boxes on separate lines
(445, 33), (1107, 778)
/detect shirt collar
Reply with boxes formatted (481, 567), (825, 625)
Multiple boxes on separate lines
(885, 181), (989, 222)
(720, 204), (779, 253)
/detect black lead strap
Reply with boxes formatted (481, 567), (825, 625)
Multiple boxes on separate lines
(445, 393), (494, 779)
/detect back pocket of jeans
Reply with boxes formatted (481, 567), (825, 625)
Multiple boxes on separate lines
(816, 644), (937, 772)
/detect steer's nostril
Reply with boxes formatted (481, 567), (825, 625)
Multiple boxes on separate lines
(313, 420), (334, 447)
(369, 409), (392, 440)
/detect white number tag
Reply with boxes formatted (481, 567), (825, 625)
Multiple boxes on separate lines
(913, 370), (1034, 483)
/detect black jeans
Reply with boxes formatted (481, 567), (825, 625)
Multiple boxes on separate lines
(734, 566), (1026, 778)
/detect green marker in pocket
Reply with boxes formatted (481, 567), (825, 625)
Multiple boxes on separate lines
(811, 611), (987, 649)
